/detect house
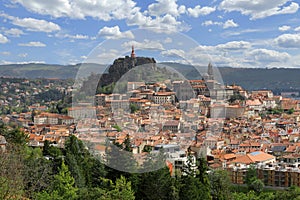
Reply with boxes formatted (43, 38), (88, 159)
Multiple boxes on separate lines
(252, 90), (273, 98)
(68, 106), (96, 121)
(246, 99), (263, 112)
(210, 104), (245, 119)
(204, 136), (225, 150)
(34, 113), (74, 125)
(262, 98), (277, 109)
(230, 151), (275, 165)
(163, 120), (180, 133)
(152, 92), (175, 104)
(280, 98), (298, 110)
(270, 144), (287, 157)
(172, 80), (195, 101)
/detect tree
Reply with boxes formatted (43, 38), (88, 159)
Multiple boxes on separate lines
(228, 94), (245, 103)
(105, 144), (138, 181)
(88, 157), (107, 188)
(64, 135), (89, 187)
(36, 161), (78, 200)
(179, 175), (205, 200)
(287, 108), (295, 114)
(35, 190), (61, 200)
(123, 134), (132, 152)
(177, 156), (212, 200)
(208, 169), (232, 200)
(65, 152), (86, 188)
(109, 176), (135, 200)
(275, 186), (300, 200)
(112, 124), (122, 132)
(195, 157), (212, 200)
(135, 150), (178, 200)
(23, 147), (53, 199)
(42, 140), (63, 175)
(130, 103), (139, 113)
(245, 164), (257, 186)
(249, 178), (264, 193)
(77, 187), (107, 200)
(245, 164), (265, 193)
(136, 167), (178, 200)
(0, 145), (25, 200)
(2, 127), (28, 146)
(142, 145), (152, 153)
(232, 190), (259, 200)
(258, 192), (275, 200)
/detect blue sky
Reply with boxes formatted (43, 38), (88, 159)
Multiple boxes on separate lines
(0, 0), (300, 68)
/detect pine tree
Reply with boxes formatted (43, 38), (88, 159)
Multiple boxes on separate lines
(52, 161), (78, 199)
(109, 176), (135, 200)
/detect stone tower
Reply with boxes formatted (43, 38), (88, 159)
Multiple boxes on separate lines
(131, 45), (137, 66)
(131, 45), (136, 58)
(207, 62), (214, 80)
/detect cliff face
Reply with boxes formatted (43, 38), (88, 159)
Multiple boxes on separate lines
(99, 56), (156, 87)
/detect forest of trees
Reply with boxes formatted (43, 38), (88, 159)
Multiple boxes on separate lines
(1, 124), (300, 200)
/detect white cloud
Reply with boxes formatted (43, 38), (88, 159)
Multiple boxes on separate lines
(0, 51), (10, 55)
(187, 5), (216, 17)
(0, 60), (45, 65)
(55, 33), (89, 40)
(163, 37), (172, 43)
(66, 34), (89, 39)
(0, 13), (60, 32)
(201, 19), (238, 29)
(221, 28), (268, 38)
(18, 53), (28, 58)
(202, 20), (222, 26)
(88, 49), (121, 64)
(192, 41), (251, 55)
(18, 41), (46, 47)
(161, 49), (185, 58)
(278, 25), (291, 32)
(188, 41), (293, 67)
(13, 18), (60, 32)
(122, 39), (164, 51)
(0, 34), (9, 43)
(223, 19), (238, 29)
(246, 48), (290, 62)
(217, 41), (251, 51)
(219, 0), (299, 20)
(294, 26), (300, 31)
(148, 0), (186, 17)
(3, 28), (24, 37)
(127, 13), (190, 33)
(13, 0), (188, 34)
(98, 26), (134, 39)
(290, 54), (300, 68)
(13, 0), (139, 21)
(274, 33), (300, 48)
(193, 45), (215, 52)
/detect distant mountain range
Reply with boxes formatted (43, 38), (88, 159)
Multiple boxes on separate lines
(1, 62), (300, 92)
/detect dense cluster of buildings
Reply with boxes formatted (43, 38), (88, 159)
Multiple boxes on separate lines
(68, 62), (300, 188)
(2, 55), (300, 188)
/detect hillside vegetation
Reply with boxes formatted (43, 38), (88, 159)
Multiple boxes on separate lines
(1, 63), (300, 92)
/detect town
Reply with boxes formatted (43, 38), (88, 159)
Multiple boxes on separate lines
(2, 52), (300, 192)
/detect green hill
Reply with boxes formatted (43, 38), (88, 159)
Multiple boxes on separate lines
(1, 62), (300, 92)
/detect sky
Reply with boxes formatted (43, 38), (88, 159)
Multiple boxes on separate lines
(0, 0), (300, 68)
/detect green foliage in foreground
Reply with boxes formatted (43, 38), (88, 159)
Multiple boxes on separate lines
(2, 125), (300, 200)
